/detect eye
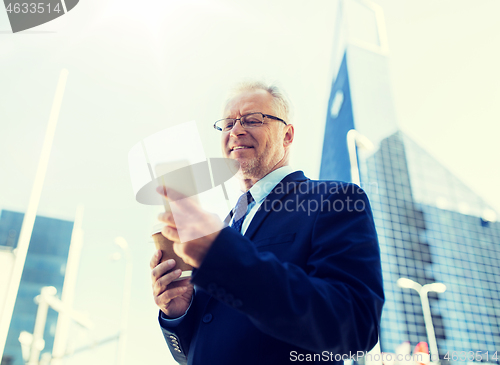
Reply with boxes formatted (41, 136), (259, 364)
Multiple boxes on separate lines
(246, 120), (261, 126)
(223, 120), (235, 131)
(242, 114), (263, 127)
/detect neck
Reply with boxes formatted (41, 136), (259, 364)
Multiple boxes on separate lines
(237, 162), (289, 191)
(238, 176), (259, 191)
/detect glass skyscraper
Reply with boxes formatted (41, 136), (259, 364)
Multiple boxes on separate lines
(0, 210), (74, 365)
(365, 132), (500, 357)
(320, 45), (500, 362)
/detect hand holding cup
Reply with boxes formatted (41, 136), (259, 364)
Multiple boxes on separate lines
(150, 250), (194, 318)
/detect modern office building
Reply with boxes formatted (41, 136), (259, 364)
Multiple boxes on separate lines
(319, 2), (500, 360)
(0, 210), (74, 365)
(363, 131), (500, 358)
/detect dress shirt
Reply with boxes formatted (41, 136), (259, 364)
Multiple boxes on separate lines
(230, 165), (295, 235)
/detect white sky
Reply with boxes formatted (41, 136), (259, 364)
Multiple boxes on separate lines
(1, 0), (499, 363)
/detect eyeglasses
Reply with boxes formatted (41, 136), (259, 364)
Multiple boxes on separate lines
(214, 112), (287, 132)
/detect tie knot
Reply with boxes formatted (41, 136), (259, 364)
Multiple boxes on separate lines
(244, 191), (254, 204)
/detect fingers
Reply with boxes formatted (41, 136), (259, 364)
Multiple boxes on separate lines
(155, 285), (189, 308)
(151, 258), (176, 283)
(158, 211), (176, 225)
(172, 242), (189, 264)
(149, 249), (162, 270)
(156, 185), (167, 197)
(156, 185), (200, 212)
(152, 268), (184, 297)
(157, 211), (179, 242)
(152, 268), (191, 311)
(156, 186), (189, 202)
(161, 225), (180, 242)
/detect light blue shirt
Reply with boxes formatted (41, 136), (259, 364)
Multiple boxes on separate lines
(160, 165), (296, 326)
(230, 165), (295, 235)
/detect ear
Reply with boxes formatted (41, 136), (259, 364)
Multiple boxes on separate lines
(283, 124), (294, 147)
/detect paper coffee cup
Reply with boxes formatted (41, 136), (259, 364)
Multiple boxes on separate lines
(151, 223), (192, 281)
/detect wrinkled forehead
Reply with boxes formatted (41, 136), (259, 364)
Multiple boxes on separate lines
(223, 89), (275, 118)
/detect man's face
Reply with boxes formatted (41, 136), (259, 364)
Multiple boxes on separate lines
(221, 89), (293, 181)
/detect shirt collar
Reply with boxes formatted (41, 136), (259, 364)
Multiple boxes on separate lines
(248, 165), (295, 204)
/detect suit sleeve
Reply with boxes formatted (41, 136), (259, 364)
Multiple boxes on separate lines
(158, 287), (202, 365)
(190, 186), (384, 354)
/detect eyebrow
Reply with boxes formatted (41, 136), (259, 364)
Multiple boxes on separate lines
(224, 111), (260, 118)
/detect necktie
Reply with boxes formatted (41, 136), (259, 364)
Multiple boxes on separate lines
(230, 191), (254, 233)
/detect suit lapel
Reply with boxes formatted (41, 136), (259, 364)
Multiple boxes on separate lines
(244, 171), (308, 240)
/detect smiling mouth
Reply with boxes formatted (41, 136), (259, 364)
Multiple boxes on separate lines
(231, 146), (253, 152)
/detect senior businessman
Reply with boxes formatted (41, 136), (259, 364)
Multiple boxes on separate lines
(149, 81), (384, 365)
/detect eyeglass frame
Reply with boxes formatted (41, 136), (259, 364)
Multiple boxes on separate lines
(213, 112), (287, 132)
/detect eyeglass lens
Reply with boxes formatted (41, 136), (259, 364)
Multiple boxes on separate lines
(221, 113), (264, 131)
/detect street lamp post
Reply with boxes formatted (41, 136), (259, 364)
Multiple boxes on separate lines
(27, 287), (57, 365)
(0, 70), (69, 361)
(346, 129), (375, 186)
(113, 237), (132, 365)
(346, 130), (378, 365)
(397, 278), (446, 364)
(51, 205), (85, 365)
(21, 286), (92, 365)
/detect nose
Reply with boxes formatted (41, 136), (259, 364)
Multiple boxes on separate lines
(230, 119), (246, 136)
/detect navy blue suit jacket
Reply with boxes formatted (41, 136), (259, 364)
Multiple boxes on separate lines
(159, 171), (384, 364)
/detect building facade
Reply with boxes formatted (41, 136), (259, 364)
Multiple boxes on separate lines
(365, 132), (500, 357)
(320, 44), (500, 362)
(0, 210), (74, 365)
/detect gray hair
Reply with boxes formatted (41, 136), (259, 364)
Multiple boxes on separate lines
(225, 81), (292, 123)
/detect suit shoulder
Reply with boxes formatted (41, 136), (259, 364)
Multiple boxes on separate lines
(296, 179), (369, 198)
